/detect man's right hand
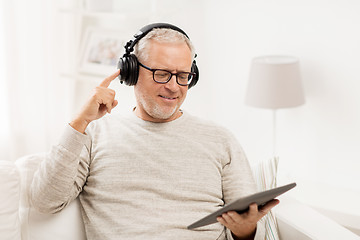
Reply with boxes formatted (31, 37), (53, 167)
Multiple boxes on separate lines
(70, 70), (120, 133)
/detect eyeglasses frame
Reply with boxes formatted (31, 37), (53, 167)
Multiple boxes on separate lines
(138, 61), (196, 86)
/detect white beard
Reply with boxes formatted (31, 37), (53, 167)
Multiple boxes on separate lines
(136, 91), (179, 120)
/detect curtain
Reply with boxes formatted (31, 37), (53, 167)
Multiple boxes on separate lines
(0, 0), (10, 160)
(0, 0), (73, 161)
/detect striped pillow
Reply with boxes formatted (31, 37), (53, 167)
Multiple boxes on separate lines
(251, 157), (280, 240)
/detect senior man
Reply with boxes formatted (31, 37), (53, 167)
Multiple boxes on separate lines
(31, 23), (278, 240)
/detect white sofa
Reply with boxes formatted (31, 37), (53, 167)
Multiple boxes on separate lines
(1, 154), (359, 240)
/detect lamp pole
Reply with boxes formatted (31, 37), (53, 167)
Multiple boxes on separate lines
(272, 109), (277, 158)
(272, 109), (279, 187)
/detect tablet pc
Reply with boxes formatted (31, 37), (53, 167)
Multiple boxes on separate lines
(187, 182), (296, 229)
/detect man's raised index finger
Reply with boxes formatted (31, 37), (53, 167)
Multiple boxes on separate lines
(99, 70), (120, 87)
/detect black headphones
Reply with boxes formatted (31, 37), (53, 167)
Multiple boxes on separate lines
(117, 23), (199, 88)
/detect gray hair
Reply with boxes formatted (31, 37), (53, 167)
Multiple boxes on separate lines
(133, 28), (196, 62)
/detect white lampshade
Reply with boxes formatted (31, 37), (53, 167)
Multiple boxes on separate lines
(245, 55), (305, 109)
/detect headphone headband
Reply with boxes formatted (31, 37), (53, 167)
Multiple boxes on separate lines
(124, 23), (190, 54)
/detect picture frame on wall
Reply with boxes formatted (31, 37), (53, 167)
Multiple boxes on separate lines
(79, 27), (125, 76)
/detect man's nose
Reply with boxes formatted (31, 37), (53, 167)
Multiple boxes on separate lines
(165, 75), (179, 91)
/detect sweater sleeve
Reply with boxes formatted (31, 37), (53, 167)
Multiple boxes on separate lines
(221, 131), (256, 203)
(225, 220), (266, 240)
(30, 124), (92, 213)
(221, 130), (266, 240)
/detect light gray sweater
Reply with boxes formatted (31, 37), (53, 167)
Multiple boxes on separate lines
(31, 111), (265, 240)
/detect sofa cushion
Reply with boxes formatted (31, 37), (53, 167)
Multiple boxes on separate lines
(0, 160), (21, 240)
(16, 153), (86, 240)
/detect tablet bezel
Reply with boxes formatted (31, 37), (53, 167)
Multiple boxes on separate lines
(187, 182), (296, 229)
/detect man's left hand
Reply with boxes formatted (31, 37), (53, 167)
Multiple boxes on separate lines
(217, 199), (280, 240)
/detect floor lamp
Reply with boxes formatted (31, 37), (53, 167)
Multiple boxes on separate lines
(244, 55), (305, 187)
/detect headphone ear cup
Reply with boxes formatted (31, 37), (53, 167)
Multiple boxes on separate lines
(127, 54), (139, 86)
(117, 54), (139, 86)
(117, 56), (128, 83)
(189, 61), (199, 89)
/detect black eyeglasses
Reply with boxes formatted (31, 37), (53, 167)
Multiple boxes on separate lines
(138, 61), (196, 86)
